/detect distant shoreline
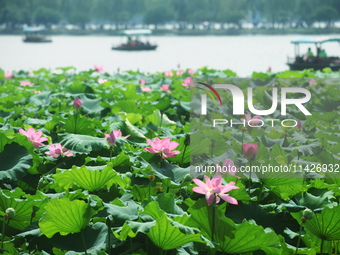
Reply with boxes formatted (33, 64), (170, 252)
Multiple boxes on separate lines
(1, 27), (340, 36)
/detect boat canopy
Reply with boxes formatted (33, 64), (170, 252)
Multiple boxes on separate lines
(119, 29), (152, 36)
(291, 37), (340, 44)
(23, 27), (45, 33)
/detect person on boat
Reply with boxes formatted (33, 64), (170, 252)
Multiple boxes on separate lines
(127, 36), (132, 44)
(320, 49), (327, 58)
(304, 48), (314, 62)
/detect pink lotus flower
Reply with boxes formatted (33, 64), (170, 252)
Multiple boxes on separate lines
(140, 79), (145, 85)
(192, 174), (239, 206)
(73, 97), (82, 110)
(160, 84), (171, 94)
(94, 65), (104, 73)
(105, 130), (116, 147)
(309, 79), (317, 87)
(241, 114), (262, 126)
(105, 129), (130, 140)
(267, 66), (272, 72)
(165, 70), (173, 77)
(141, 86), (151, 92)
(296, 120), (303, 131)
(215, 159), (240, 178)
(45, 143), (74, 158)
(34, 90), (41, 94)
(19, 127), (48, 148)
(5, 72), (13, 79)
(176, 70), (183, 76)
(243, 143), (258, 160)
(181, 77), (196, 89)
(20, 81), (33, 87)
(144, 137), (180, 159)
(188, 69), (195, 75)
(98, 78), (107, 84)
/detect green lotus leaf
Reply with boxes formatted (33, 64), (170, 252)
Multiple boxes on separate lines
(143, 193), (184, 216)
(283, 141), (321, 157)
(149, 162), (190, 184)
(280, 189), (336, 212)
(291, 206), (340, 241)
(109, 119), (146, 140)
(58, 133), (108, 154)
(39, 197), (97, 238)
(113, 221), (156, 242)
(147, 213), (204, 251)
(186, 198), (235, 243)
(146, 110), (176, 128)
(0, 189), (47, 230)
(226, 202), (297, 238)
(37, 222), (110, 254)
(63, 114), (96, 135)
(66, 81), (94, 94)
(0, 242), (19, 255)
(53, 164), (129, 191)
(0, 132), (42, 179)
(221, 220), (282, 254)
(96, 198), (140, 226)
(0, 142), (32, 182)
(77, 95), (103, 115)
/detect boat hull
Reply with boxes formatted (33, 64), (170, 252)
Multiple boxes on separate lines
(23, 38), (52, 43)
(112, 45), (157, 51)
(287, 57), (340, 71)
(288, 63), (340, 71)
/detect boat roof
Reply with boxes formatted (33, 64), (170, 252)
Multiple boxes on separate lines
(119, 29), (152, 36)
(23, 27), (45, 32)
(291, 37), (340, 44)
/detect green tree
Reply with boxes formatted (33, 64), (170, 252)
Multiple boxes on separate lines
(172, 0), (189, 29)
(35, 7), (61, 27)
(68, 12), (90, 29)
(67, 0), (93, 29)
(144, 5), (173, 29)
(186, 0), (210, 28)
(295, 0), (317, 27)
(311, 5), (338, 27)
(217, 0), (247, 29)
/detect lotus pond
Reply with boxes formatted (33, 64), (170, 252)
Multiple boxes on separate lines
(0, 67), (339, 255)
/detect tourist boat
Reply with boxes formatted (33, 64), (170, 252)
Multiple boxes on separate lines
(23, 27), (52, 43)
(112, 29), (157, 51)
(287, 37), (340, 71)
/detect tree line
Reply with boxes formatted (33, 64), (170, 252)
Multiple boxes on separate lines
(0, 0), (339, 30)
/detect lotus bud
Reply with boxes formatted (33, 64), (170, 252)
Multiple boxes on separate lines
(303, 208), (314, 220)
(73, 97), (82, 110)
(5, 208), (15, 219)
(106, 131), (116, 147)
(296, 120), (303, 131)
(243, 143), (258, 160)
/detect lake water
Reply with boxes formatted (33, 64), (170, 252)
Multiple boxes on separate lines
(1, 34), (340, 77)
